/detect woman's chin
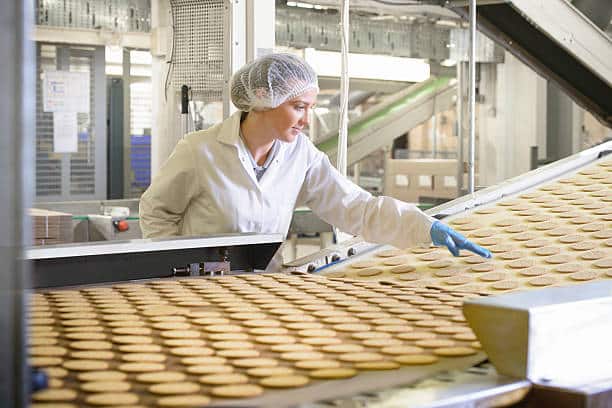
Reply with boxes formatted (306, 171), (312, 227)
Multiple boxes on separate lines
(281, 130), (300, 142)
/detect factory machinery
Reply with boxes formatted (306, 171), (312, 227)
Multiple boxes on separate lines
(25, 1), (612, 407)
(28, 141), (612, 407)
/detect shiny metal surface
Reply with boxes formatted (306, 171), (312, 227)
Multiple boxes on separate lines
(224, 354), (488, 408)
(300, 363), (529, 408)
(464, 281), (612, 385)
(528, 376), (612, 408)
(467, 0), (476, 193)
(26, 233), (283, 260)
(0, 0), (33, 404)
(429, 140), (612, 218)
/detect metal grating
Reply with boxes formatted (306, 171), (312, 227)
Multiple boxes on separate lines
(36, 0), (151, 32)
(276, 6), (503, 63)
(129, 80), (153, 198)
(35, 44), (100, 200)
(169, 0), (225, 102)
(36, 44), (62, 197)
(69, 51), (96, 196)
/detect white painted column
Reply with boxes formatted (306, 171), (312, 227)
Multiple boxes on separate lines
(478, 51), (547, 186)
(150, 0), (181, 178)
(246, 0), (275, 61)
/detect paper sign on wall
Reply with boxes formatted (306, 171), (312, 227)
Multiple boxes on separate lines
(43, 71), (90, 113)
(53, 112), (78, 153)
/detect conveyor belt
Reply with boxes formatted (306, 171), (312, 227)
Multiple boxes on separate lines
(318, 155), (612, 294)
(316, 77), (455, 167)
(28, 274), (487, 407)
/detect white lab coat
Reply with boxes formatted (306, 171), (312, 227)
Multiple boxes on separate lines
(140, 111), (435, 249)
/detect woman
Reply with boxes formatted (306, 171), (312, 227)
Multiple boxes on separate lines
(140, 53), (490, 259)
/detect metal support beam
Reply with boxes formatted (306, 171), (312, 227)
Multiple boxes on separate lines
(245, 0), (275, 62)
(223, 0), (246, 118)
(32, 26), (152, 49)
(0, 0), (33, 404)
(93, 46), (107, 199)
(456, 62), (465, 194)
(122, 49), (132, 198)
(467, 0), (476, 193)
(325, 81), (457, 167)
(276, 5), (503, 63)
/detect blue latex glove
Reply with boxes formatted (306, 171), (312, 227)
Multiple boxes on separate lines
(430, 221), (492, 258)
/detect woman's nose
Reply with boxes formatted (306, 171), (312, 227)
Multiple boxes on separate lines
(298, 113), (309, 127)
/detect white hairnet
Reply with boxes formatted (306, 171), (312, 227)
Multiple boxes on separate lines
(230, 53), (319, 112)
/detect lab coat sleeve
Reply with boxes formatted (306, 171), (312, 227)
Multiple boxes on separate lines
(298, 152), (436, 249)
(139, 139), (200, 238)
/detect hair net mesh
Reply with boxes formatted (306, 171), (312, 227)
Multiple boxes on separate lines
(230, 53), (319, 111)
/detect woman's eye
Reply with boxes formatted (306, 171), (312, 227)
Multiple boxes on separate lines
(295, 105), (305, 111)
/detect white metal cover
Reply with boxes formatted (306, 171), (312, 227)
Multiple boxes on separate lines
(169, 0), (226, 102)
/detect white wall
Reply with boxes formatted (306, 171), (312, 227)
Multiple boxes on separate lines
(150, 0), (177, 179)
(478, 51), (547, 186)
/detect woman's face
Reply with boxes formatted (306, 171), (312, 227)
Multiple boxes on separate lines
(262, 89), (318, 143)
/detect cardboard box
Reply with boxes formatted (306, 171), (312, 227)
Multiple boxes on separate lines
(29, 208), (73, 245)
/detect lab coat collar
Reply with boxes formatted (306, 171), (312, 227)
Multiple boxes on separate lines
(217, 110), (289, 165)
(217, 111), (287, 189)
(216, 111), (244, 147)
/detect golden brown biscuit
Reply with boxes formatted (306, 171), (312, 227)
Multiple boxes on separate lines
(69, 350), (114, 360)
(199, 373), (249, 385)
(506, 259), (535, 269)
(433, 347), (477, 357)
(309, 368), (359, 379)
(350, 260), (378, 269)
(210, 384), (264, 398)
(217, 349), (260, 358)
(31, 388), (78, 402)
(85, 392), (139, 405)
(232, 358), (278, 368)
(478, 272), (506, 282)
(554, 263), (581, 273)
(569, 241), (599, 251)
(394, 354), (438, 365)
(593, 258), (612, 268)
(247, 366), (295, 377)
(534, 246), (561, 256)
(355, 267), (384, 277)
(518, 266), (547, 277)
(62, 360), (109, 371)
(156, 395), (212, 407)
(259, 375), (310, 388)
(294, 359), (341, 370)
(80, 381), (131, 393)
(354, 361), (400, 370)
(491, 280), (519, 291)
(569, 271), (599, 281)
(581, 250), (607, 261)
(28, 357), (64, 367)
(338, 352), (385, 362)
(470, 263), (496, 273)
(149, 382), (200, 395)
(43, 367), (68, 379)
(118, 362), (165, 373)
(119, 344), (163, 353)
(136, 371), (187, 383)
(382, 257), (411, 266)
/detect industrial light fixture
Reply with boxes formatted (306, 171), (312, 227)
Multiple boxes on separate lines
(304, 48), (430, 82)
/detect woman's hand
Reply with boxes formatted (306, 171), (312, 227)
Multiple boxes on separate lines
(430, 221), (492, 258)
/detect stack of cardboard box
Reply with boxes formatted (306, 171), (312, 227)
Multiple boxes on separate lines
(29, 209), (73, 246)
